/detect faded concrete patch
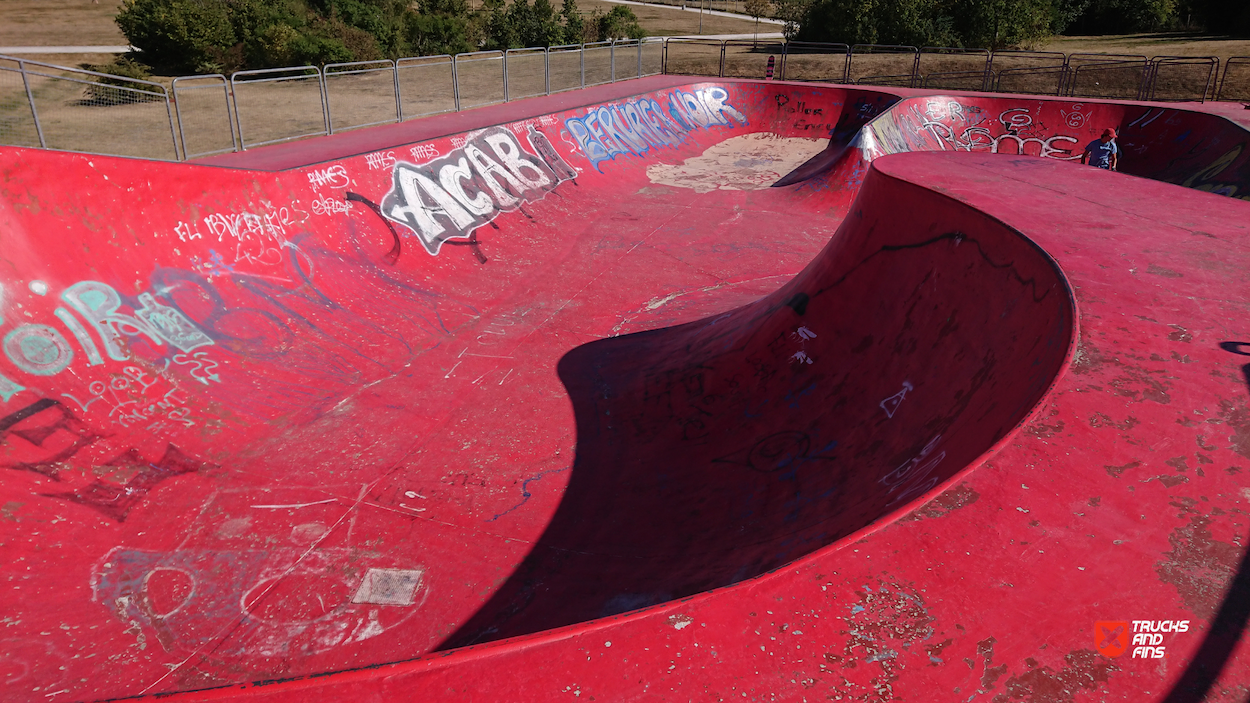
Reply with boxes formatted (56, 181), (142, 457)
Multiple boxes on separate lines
(646, 134), (826, 193)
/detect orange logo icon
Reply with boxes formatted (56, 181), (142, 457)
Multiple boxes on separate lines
(1096, 621), (1129, 657)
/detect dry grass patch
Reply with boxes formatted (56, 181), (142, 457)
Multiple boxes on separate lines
(1037, 33), (1250, 62)
(0, 0), (127, 47)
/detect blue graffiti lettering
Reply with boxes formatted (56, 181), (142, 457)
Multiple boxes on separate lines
(566, 89), (747, 170)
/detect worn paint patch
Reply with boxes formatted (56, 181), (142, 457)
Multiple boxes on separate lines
(668, 613), (694, 630)
(904, 482), (980, 521)
(1155, 514), (1239, 619)
(1104, 460), (1140, 478)
(0, 500), (22, 520)
(823, 580), (936, 700)
(1215, 398), (1250, 460)
(979, 636), (1008, 691)
(646, 134), (826, 193)
(990, 649), (1117, 703)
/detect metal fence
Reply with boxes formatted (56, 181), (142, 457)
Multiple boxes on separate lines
(664, 41), (1240, 104)
(3, 42), (1248, 163)
(0, 39), (664, 162)
(0, 54), (178, 160)
(1217, 57), (1250, 102)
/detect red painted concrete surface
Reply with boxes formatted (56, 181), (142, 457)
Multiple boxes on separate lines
(1, 78), (1249, 702)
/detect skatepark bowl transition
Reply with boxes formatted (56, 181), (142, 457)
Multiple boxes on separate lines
(2, 74), (1250, 702)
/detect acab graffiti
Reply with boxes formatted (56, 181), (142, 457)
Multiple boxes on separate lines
(381, 125), (577, 256)
(565, 86), (749, 170)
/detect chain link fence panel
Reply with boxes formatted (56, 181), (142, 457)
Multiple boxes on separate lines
(641, 38), (665, 77)
(324, 60), (399, 133)
(990, 51), (1067, 95)
(614, 40), (643, 81)
(232, 67), (327, 149)
(397, 55), (457, 118)
(455, 51), (505, 109)
(583, 41), (615, 86)
(506, 48), (548, 101)
(21, 60), (176, 159)
(723, 40), (785, 80)
(1066, 54), (1148, 99)
(663, 39), (724, 77)
(1218, 57), (1250, 101)
(780, 43), (849, 82)
(548, 45), (585, 94)
(172, 75), (236, 159)
(0, 57), (42, 148)
(1146, 57), (1218, 102)
(919, 47), (990, 91)
(849, 45), (919, 87)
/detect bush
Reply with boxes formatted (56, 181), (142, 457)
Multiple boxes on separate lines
(116, 0), (237, 74)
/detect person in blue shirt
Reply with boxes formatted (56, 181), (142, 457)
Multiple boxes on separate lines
(1081, 128), (1119, 171)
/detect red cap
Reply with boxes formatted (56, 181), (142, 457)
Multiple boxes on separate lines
(1102, 128), (1117, 139)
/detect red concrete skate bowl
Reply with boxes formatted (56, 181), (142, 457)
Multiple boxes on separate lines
(1, 76), (1249, 701)
(447, 170), (1074, 645)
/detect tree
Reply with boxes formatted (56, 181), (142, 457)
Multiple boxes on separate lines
(404, 0), (473, 57)
(589, 6), (647, 41)
(1065, 0), (1177, 33)
(744, 0), (772, 45)
(560, 0), (585, 44)
(772, 0), (812, 41)
(953, 0), (1059, 49)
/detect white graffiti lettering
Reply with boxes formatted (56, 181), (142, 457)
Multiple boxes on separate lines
(311, 196), (353, 216)
(382, 126), (576, 255)
(364, 151), (398, 171)
(306, 164), (351, 190)
(410, 144), (439, 161)
(174, 203), (307, 267)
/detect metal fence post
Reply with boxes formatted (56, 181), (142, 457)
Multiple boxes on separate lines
(720, 40), (727, 77)
(229, 72), (246, 149)
(319, 68), (332, 135)
(638, 39), (643, 78)
(173, 79), (190, 160)
(392, 60), (402, 121)
(611, 41), (616, 82)
(581, 44), (586, 88)
(452, 55), (461, 110)
(18, 60), (46, 148)
(163, 94), (181, 161)
(546, 47), (551, 95)
(504, 50), (510, 101)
